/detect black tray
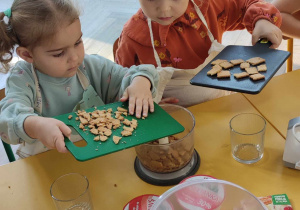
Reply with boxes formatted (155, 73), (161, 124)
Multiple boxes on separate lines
(190, 42), (290, 94)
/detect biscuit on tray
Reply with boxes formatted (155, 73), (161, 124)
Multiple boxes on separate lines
(245, 67), (258, 75)
(219, 61), (234, 69)
(250, 73), (265, 81)
(217, 70), (230, 78)
(247, 57), (265, 65)
(257, 64), (267, 72)
(207, 65), (222, 76)
(240, 62), (250, 69)
(211, 59), (227, 65)
(234, 72), (249, 79)
(230, 59), (245, 65)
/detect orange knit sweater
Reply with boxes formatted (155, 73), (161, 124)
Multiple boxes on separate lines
(116, 0), (281, 69)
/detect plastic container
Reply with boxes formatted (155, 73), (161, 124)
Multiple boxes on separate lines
(123, 194), (173, 210)
(123, 194), (159, 210)
(180, 175), (216, 184)
(135, 104), (195, 173)
(150, 179), (267, 210)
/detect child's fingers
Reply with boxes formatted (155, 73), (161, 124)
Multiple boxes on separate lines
(142, 99), (149, 117)
(56, 121), (70, 153)
(251, 33), (260, 46)
(128, 96), (136, 116)
(58, 122), (72, 138)
(120, 88), (129, 102)
(55, 135), (68, 153)
(135, 98), (142, 118)
(147, 97), (155, 114)
(268, 33), (282, 49)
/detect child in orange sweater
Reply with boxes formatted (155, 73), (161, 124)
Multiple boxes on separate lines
(116, 0), (282, 106)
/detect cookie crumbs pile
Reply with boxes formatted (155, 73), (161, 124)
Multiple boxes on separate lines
(73, 106), (138, 145)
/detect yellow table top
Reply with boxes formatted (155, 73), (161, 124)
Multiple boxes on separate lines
(243, 70), (300, 138)
(0, 93), (299, 209)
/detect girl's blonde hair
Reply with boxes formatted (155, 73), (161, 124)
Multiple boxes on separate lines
(0, 0), (80, 73)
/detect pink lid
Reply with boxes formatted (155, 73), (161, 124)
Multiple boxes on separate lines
(123, 194), (159, 210)
(176, 175), (225, 210)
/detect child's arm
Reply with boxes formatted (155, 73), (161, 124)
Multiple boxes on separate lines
(23, 116), (70, 153)
(219, 0), (282, 48)
(0, 67), (38, 145)
(273, 0), (300, 39)
(0, 64), (70, 153)
(83, 55), (159, 118)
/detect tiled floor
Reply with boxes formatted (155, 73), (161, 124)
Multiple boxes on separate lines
(0, 0), (299, 165)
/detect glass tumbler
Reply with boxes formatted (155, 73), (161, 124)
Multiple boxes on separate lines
(230, 113), (266, 164)
(50, 173), (93, 210)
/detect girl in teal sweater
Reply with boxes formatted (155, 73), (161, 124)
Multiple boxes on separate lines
(0, 0), (159, 157)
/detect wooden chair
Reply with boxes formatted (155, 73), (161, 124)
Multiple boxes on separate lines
(113, 38), (119, 62)
(287, 38), (293, 72)
(0, 88), (16, 162)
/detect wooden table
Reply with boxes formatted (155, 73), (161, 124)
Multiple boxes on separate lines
(0, 93), (299, 209)
(243, 70), (300, 138)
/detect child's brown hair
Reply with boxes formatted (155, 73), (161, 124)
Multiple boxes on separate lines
(0, 0), (80, 73)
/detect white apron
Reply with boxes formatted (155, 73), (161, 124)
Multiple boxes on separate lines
(16, 65), (103, 158)
(152, 0), (231, 107)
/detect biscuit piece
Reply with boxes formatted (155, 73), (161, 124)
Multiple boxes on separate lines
(250, 73), (265, 81)
(230, 59), (245, 65)
(211, 59), (227, 65)
(234, 72), (249, 79)
(247, 57), (265, 65)
(257, 64), (267, 72)
(245, 67), (258, 75)
(113, 136), (122, 144)
(217, 70), (230, 78)
(240, 62), (250, 69)
(219, 61), (234, 69)
(207, 65), (222, 76)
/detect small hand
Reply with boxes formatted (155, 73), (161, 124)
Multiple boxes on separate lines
(24, 116), (71, 153)
(159, 97), (179, 105)
(120, 76), (154, 118)
(252, 19), (282, 49)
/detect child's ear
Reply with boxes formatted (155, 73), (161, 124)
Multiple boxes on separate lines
(16, 47), (34, 63)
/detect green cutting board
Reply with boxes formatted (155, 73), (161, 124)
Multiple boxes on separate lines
(54, 102), (184, 161)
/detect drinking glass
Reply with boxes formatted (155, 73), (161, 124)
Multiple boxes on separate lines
(50, 173), (93, 210)
(230, 113), (266, 164)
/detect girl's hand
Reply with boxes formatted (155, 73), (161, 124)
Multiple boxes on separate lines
(120, 76), (154, 118)
(252, 19), (282, 49)
(24, 116), (71, 153)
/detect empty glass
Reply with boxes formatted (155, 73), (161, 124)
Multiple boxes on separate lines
(50, 173), (93, 210)
(230, 113), (266, 164)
